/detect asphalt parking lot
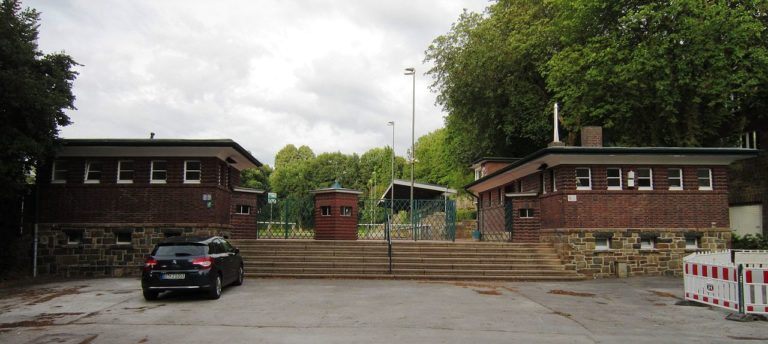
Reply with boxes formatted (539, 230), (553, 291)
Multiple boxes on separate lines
(0, 276), (765, 344)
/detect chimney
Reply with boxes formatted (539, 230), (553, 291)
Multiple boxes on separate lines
(581, 126), (603, 147)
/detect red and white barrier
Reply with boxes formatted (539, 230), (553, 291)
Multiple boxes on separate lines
(683, 250), (768, 315)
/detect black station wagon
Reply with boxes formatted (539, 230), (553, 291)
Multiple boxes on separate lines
(141, 236), (244, 300)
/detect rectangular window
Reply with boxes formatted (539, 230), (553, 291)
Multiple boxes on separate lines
(540, 173), (546, 194)
(637, 168), (653, 190)
(184, 160), (201, 183)
(51, 160), (67, 183)
(697, 168), (712, 190)
(84, 161), (102, 183)
(575, 168), (591, 190)
(340, 206), (352, 217)
(550, 169), (556, 192)
(151, 160), (167, 183)
(235, 204), (251, 215)
(519, 208), (534, 218)
(116, 231), (132, 245)
(668, 168), (683, 190)
(606, 168), (622, 190)
(640, 237), (655, 250)
(595, 237), (610, 251)
(685, 237), (699, 249)
(117, 160), (134, 183)
(321, 206), (331, 216)
(65, 229), (83, 245)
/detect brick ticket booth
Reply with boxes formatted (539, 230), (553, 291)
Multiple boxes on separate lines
(311, 182), (362, 240)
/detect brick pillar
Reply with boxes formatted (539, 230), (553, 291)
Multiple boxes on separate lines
(311, 186), (362, 240)
(581, 126), (603, 147)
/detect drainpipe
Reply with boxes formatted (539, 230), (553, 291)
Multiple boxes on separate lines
(33, 185), (39, 278)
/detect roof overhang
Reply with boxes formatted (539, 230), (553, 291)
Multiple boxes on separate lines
(57, 139), (262, 171)
(466, 147), (760, 195)
(233, 187), (265, 194)
(379, 179), (457, 200)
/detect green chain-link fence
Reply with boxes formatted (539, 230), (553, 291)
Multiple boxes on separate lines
(254, 196), (315, 239)
(476, 202), (513, 242)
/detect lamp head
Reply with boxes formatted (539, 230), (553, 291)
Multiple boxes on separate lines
(404, 67), (415, 75)
(387, 121), (394, 126)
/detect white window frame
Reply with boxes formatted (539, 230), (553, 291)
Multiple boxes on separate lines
(51, 160), (67, 184)
(184, 160), (202, 184)
(697, 168), (713, 191)
(668, 168), (683, 191)
(575, 167), (591, 190)
(117, 160), (134, 184)
(84, 161), (101, 184)
(150, 160), (167, 184)
(637, 168), (653, 190)
(235, 204), (251, 215)
(640, 237), (656, 250)
(685, 237), (699, 249)
(550, 169), (557, 192)
(606, 168), (622, 190)
(321, 206), (331, 216)
(340, 206), (353, 217)
(595, 237), (610, 251)
(519, 208), (534, 218)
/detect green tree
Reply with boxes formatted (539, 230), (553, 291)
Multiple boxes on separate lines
(1, 0), (78, 200)
(413, 128), (472, 192)
(426, 0), (768, 166)
(269, 145), (315, 198)
(240, 164), (273, 191)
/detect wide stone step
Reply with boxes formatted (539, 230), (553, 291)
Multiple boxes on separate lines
(242, 250), (559, 259)
(244, 273), (585, 281)
(245, 261), (567, 270)
(238, 247), (554, 254)
(231, 240), (554, 248)
(243, 256), (564, 264)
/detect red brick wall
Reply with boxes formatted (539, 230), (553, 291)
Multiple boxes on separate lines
(314, 192), (359, 240)
(38, 157), (239, 226)
(230, 192), (259, 238)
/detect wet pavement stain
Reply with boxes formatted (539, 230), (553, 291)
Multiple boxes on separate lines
(548, 289), (595, 297)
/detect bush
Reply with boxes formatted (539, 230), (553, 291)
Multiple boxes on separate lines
(732, 233), (768, 250)
(456, 208), (476, 222)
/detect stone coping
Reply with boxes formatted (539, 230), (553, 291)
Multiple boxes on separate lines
(540, 227), (732, 234)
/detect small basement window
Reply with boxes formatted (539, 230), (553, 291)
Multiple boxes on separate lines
(340, 206), (352, 217)
(519, 208), (534, 218)
(685, 237), (699, 249)
(595, 237), (610, 251)
(640, 237), (655, 250)
(320, 206), (332, 216)
(235, 204), (251, 215)
(64, 229), (83, 245)
(115, 231), (132, 245)
(163, 229), (182, 238)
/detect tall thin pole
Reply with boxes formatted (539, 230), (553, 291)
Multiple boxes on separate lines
(405, 67), (415, 235)
(388, 121), (395, 219)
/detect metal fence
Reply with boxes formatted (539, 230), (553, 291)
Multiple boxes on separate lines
(252, 197), (456, 241)
(683, 250), (768, 316)
(357, 199), (456, 241)
(476, 203), (513, 242)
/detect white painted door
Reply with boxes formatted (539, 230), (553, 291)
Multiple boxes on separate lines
(729, 204), (763, 236)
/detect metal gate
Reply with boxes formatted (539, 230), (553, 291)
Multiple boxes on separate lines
(476, 202), (514, 242)
(357, 199), (457, 241)
(254, 196), (315, 239)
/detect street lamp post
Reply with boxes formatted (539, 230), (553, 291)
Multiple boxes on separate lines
(404, 67), (415, 237)
(387, 121), (395, 220)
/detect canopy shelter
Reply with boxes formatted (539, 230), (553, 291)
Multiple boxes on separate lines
(378, 179), (457, 212)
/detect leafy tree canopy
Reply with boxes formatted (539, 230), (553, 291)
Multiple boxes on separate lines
(0, 0), (78, 199)
(426, 0), (768, 167)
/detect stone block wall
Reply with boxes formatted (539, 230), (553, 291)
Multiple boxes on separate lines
(36, 224), (231, 277)
(541, 228), (730, 278)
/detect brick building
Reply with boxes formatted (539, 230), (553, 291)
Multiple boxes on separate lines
(466, 128), (758, 277)
(728, 130), (766, 237)
(35, 138), (263, 276)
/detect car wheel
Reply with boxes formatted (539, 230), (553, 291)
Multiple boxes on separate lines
(208, 275), (222, 299)
(143, 289), (159, 301)
(233, 266), (244, 286)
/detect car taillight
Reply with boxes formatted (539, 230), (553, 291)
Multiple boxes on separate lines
(192, 257), (213, 270)
(143, 257), (157, 272)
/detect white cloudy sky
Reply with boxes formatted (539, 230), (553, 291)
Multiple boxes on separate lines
(26, 0), (490, 166)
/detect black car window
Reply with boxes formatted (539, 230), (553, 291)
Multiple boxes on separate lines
(154, 244), (207, 257)
(220, 239), (234, 253)
(209, 241), (223, 254)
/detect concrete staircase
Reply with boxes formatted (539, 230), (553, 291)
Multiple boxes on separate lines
(231, 239), (585, 281)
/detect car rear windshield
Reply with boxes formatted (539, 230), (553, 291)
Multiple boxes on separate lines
(153, 243), (207, 257)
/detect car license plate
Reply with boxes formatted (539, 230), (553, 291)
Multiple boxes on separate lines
(161, 273), (185, 280)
